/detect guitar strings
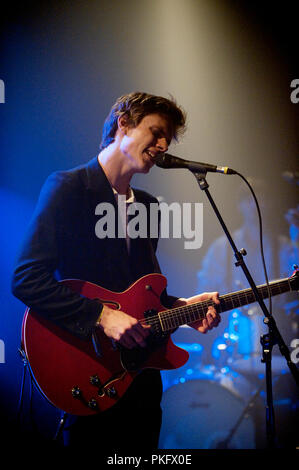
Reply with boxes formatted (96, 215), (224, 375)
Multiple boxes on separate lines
(137, 278), (289, 331)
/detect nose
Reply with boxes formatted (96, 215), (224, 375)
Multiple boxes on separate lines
(156, 137), (168, 153)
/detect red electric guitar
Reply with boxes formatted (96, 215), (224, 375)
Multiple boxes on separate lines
(21, 270), (299, 416)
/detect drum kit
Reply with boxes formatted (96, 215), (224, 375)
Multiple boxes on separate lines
(159, 306), (297, 449)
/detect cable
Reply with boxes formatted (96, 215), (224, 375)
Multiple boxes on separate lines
(234, 172), (272, 316)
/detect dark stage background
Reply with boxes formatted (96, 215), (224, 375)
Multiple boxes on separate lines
(0, 0), (298, 452)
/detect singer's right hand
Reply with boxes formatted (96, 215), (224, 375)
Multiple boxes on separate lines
(97, 305), (151, 349)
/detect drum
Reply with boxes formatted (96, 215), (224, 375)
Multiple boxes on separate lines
(159, 367), (259, 449)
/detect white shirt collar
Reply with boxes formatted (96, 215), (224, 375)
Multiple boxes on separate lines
(112, 186), (135, 203)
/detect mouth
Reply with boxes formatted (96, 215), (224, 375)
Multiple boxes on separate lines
(144, 150), (163, 163)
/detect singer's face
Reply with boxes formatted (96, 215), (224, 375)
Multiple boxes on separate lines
(118, 113), (173, 173)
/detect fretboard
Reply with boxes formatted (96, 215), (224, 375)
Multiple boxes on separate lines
(158, 277), (292, 332)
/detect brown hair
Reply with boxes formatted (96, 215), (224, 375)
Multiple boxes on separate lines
(99, 91), (186, 150)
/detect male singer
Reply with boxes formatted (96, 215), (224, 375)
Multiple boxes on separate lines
(12, 92), (221, 449)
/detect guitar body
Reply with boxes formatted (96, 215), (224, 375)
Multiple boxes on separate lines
(21, 273), (189, 416)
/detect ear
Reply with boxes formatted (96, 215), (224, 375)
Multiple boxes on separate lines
(117, 115), (130, 135)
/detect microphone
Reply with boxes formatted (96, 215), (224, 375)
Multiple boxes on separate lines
(155, 153), (236, 174)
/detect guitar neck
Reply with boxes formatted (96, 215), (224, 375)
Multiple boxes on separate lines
(159, 277), (292, 332)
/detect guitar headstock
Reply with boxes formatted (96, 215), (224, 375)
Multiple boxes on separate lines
(289, 265), (299, 292)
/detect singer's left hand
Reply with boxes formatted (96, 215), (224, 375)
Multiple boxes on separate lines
(173, 292), (221, 333)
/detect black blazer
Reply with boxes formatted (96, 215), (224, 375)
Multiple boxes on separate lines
(12, 157), (176, 339)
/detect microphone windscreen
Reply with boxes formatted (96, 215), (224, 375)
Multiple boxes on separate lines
(155, 153), (172, 168)
(155, 153), (185, 169)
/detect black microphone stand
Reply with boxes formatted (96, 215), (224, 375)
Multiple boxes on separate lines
(192, 170), (299, 449)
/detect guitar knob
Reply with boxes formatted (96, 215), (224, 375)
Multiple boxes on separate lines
(71, 386), (82, 398)
(90, 375), (101, 387)
(105, 386), (117, 398)
(88, 398), (98, 410)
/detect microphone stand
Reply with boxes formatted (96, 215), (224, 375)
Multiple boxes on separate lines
(192, 170), (299, 448)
